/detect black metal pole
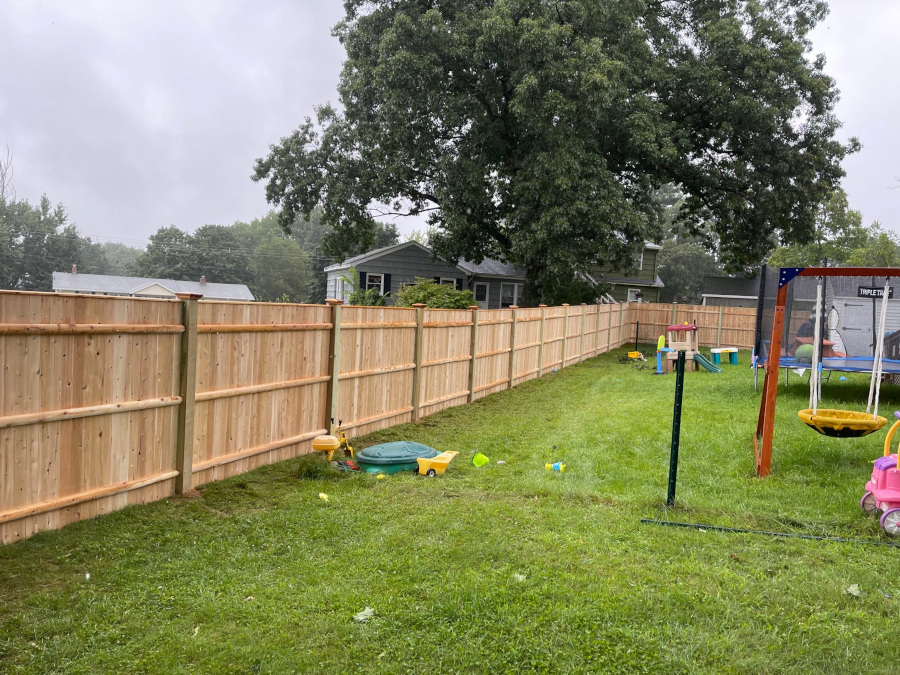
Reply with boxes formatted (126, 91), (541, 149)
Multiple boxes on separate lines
(667, 350), (686, 506)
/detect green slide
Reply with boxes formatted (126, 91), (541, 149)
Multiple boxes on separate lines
(693, 353), (723, 373)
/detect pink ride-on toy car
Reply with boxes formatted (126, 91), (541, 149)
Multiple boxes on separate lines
(862, 411), (900, 534)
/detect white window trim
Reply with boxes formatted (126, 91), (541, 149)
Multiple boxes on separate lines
(500, 282), (523, 307)
(638, 252), (644, 271)
(474, 282), (489, 306)
(439, 277), (457, 287)
(366, 273), (385, 294)
(627, 288), (642, 302)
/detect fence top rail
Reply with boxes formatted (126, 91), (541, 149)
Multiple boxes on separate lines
(0, 289), (180, 304)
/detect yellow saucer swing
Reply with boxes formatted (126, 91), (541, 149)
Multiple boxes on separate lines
(797, 277), (889, 438)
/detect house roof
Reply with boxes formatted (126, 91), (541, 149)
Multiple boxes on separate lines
(457, 258), (525, 279)
(323, 240), (449, 272)
(590, 273), (665, 289)
(52, 272), (254, 301)
(700, 276), (760, 298)
(324, 240), (660, 281)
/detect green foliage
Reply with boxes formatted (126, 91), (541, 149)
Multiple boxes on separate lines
(252, 237), (312, 302)
(767, 190), (877, 267)
(338, 267), (386, 306)
(658, 237), (723, 303)
(254, 0), (856, 306)
(394, 277), (475, 308)
(0, 195), (91, 290)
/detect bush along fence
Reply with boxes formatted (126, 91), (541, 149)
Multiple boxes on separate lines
(0, 291), (753, 543)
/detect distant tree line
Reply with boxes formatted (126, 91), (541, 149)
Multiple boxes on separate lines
(0, 191), (399, 302)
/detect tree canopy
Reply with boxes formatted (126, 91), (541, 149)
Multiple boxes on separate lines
(254, 0), (856, 306)
(766, 189), (900, 267)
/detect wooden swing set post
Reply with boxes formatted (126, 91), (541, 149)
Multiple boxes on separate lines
(755, 266), (899, 477)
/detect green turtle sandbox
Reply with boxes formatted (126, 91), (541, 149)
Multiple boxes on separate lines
(355, 442), (439, 474)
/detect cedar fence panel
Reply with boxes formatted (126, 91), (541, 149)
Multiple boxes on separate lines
(418, 309), (472, 417)
(191, 301), (331, 486)
(512, 307), (542, 385)
(473, 309), (513, 401)
(336, 306), (417, 437)
(0, 291), (182, 544)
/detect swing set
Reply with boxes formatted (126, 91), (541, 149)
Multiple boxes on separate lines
(755, 267), (896, 477)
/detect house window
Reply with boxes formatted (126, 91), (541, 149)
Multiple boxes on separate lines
(627, 288), (643, 302)
(440, 278), (456, 286)
(637, 252), (644, 271)
(474, 282), (489, 308)
(366, 273), (384, 293)
(500, 283), (523, 308)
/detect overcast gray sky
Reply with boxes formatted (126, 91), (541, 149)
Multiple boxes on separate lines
(1, 1), (898, 248)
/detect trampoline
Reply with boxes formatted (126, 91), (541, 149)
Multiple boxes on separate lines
(773, 356), (900, 379)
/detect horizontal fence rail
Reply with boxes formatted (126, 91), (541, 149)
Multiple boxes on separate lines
(0, 291), (754, 544)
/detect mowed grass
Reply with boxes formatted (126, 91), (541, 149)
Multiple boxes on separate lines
(3, 347), (900, 673)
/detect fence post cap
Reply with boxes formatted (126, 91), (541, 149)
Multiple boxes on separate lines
(175, 293), (203, 300)
(509, 305), (518, 309)
(412, 303), (427, 308)
(538, 304), (548, 307)
(469, 305), (480, 310)
(562, 303), (570, 307)
(325, 299), (344, 306)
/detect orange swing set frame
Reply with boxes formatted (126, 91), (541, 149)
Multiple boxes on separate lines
(755, 267), (896, 477)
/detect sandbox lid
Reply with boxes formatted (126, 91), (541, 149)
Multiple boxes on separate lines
(356, 441), (439, 465)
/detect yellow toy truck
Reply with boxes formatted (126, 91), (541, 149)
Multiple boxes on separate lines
(414, 451), (459, 476)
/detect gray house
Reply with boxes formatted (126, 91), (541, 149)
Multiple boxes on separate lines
(325, 240), (664, 308)
(324, 241), (526, 309)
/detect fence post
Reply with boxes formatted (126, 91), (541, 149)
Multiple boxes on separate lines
(717, 305), (724, 348)
(594, 304), (601, 356)
(411, 303), (426, 421)
(174, 293), (201, 494)
(617, 303), (625, 347)
(671, 303), (677, 325)
(324, 299), (343, 433)
(507, 305), (518, 388)
(561, 304), (569, 368)
(580, 303), (587, 361)
(468, 305), (480, 402)
(537, 304), (547, 376)
(604, 305), (612, 352)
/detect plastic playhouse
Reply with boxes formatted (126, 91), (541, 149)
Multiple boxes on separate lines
(664, 324), (721, 373)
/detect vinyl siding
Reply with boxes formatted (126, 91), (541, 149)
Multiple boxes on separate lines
(327, 246), (465, 305)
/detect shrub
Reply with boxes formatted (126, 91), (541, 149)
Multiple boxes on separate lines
(394, 278), (475, 309)
(339, 267), (387, 306)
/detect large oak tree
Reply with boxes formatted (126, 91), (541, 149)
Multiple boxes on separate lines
(253, 0), (856, 305)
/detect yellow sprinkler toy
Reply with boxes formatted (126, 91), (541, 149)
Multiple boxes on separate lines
(545, 462), (566, 472)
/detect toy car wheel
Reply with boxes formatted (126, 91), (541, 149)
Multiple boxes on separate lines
(861, 491), (882, 516)
(880, 508), (900, 535)
(426, 469), (436, 477)
(413, 465), (419, 475)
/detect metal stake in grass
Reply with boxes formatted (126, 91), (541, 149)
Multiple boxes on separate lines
(667, 350), (686, 506)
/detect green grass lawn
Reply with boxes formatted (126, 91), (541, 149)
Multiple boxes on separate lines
(3, 347), (900, 674)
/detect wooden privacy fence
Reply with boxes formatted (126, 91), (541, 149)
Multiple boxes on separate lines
(0, 291), (754, 543)
(629, 303), (757, 350)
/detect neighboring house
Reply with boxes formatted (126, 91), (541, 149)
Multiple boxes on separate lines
(52, 269), (254, 301)
(700, 276), (761, 308)
(587, 242), (664, 303)
(324, 240), (664, 307)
